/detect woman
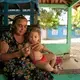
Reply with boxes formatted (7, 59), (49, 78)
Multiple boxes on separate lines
(0, 15), (53, 80)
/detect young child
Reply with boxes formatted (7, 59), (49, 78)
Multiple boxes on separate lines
(25, 27), (62, 73)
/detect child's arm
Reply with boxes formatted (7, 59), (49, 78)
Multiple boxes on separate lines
(31, 43), (44, 51)
(41, 44), (54, 54)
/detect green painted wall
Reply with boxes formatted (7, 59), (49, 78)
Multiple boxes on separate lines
(45, 44), (70, 55)
(0, 75), (7, 80)
(53, 74), (80, 80)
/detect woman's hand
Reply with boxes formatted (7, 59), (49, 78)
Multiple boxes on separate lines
(21, 46), (30, 57)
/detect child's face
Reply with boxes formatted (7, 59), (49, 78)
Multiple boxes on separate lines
(29, 31), (40, 44)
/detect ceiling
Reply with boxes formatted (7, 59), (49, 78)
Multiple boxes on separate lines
(0, 0), (79, 11)
(39, 0), (80, 9)
(39, 0), (72, 4)
(0, 0), (38, 11)
(0, 3), (30, 9)
(73, 1), (80, 9)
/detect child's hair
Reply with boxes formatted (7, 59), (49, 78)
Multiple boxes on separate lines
(31, 27), (41, 36)
(28, 25), (41, 42)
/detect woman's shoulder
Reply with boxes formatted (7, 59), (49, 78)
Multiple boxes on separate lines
(0, 31), (13, 43)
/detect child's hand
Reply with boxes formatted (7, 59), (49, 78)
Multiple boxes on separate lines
(31, 43), (43, 51)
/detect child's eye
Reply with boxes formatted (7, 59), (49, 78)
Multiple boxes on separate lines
(35, 36), (37, 38)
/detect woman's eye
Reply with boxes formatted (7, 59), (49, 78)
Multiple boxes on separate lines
(24, 25), (27, 28)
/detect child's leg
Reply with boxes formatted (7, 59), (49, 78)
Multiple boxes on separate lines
(44, 63), (59, 73)
(44, 54), (56, 67)
(35, 62), (53, 71)
(36, 62), (59, 73)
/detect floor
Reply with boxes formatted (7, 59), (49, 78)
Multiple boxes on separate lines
(62, 42), (80, 69)
(53, 42), (80, 80)
(53, 74), (80, 80)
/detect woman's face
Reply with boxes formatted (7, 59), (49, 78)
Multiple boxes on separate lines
(15, 19), (27, 36)
(29, 31), (40, 44)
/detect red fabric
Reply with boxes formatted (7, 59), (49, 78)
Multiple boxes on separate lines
(40, 55), (47, 62)
(56, 56), (62, 65)
(33, 55), (47, 64)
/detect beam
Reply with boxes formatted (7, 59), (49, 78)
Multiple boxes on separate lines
(0, 10), (31, 15)
(70, 0), (80, 7)
(39, 4), (68, 8)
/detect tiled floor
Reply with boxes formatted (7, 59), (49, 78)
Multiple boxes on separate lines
(53, 43), (80, 80)
(62, 43), (80, 69)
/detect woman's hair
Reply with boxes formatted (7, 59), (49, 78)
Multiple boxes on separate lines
(11, 15), (28, 33)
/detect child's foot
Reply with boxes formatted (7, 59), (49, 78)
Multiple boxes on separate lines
(57, 65), (63, 70)
(53, 69), (59, 74)
(52, 66), (59, 74)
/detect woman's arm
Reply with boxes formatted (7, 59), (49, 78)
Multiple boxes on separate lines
(0, 51), (21, 61)
(0, 41), (21, 61)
